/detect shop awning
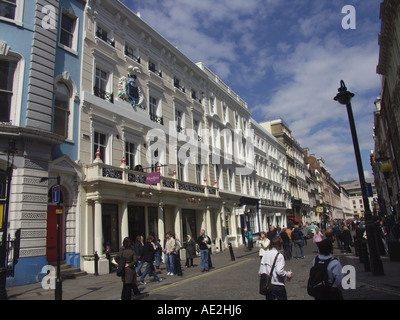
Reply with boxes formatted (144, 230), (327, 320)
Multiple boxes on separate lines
(287, 216), (302, 223)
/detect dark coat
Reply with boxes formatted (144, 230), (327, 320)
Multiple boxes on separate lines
(291, 228), (303, 241)
(134, 241), (144, 260)
(280, 231), (290, 245)
(118, 247), (138, 284)
(342, 229), (352, 245)
(142, 242), (156, 263)
(184, 239), (196, 259)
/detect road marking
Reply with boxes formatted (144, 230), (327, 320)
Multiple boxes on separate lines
(146, 258), (251, 294)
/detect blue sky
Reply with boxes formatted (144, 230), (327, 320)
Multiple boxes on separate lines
(121, 0), (382, 182)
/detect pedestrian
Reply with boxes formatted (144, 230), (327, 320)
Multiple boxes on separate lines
(259, 236), (293, 300)
(134, 235), (144, 277)
(280, 228), (291, 260)
(291, 225), (304, 259)
(333, 223), (343, 250)
(286, 226), (293, 258)
(325, 227), (336, 244)
(118, 237), (138, 300)
(197, 229), (210, 272)
(309, 239), (343, 300)
(246, 228), (253, 251)
(258, 231), (270, 260)
(341, 226), (352, 254)
(302, 225), (308, 246)
(139, 235), (162, 284)
(173, 234), (183, 276)
(267, 225), (277, 240)
(165, 231), (176, 276)
(313, 227), (323, 253)
(184, 235), (195, 268)
(154, 239), (162, 272)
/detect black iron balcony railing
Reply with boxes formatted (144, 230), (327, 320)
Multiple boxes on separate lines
(149, 64), (162, 77)
(150, 112), (164, 125)
(94, 86), (114, 103)
(96, 30), (115, 47)
(124, 47), (141, 63)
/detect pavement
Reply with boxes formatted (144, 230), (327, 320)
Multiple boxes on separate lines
(5, 239), (400, 301)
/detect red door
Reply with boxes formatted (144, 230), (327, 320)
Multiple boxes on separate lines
(46, 205), (63, 262)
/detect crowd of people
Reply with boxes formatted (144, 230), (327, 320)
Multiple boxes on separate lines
(255, 222), (349, 301)
(115, 229), (213, 300)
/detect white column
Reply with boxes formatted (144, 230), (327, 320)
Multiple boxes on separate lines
(174, 206), (182, 242)
(205, 206), (212, 238)
(158, 204), (165, 244)
(120, 201), (129, 242)
(94, 199), (103, 257)
(85, 200), (94, 255)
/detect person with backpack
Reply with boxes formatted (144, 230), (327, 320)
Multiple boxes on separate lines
(117, 237), (138, 300)
(259, 236), (293, 300)
(292, 225), (304, 259)
(307, 239), (344, 300)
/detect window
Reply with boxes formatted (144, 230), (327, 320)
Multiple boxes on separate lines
(94, 67), (113, 102)
(210, 96), (215, 114)
(124, 45), (140, 63)
(175, 109), (184, 133)
(177, 159), (185, 181)
(0, 0), (16, 20)
(125, 141), (136, 170)
(148, 60), (162, 77)
(53, 82), (70, 137)
(193, 119), (201, 141)
(196, 164), (202, 185)
(223, 104), (227, 122)
(151, 149), (159, 173)
(149, 96), (163, 124)
(94, 131), (107, 162)
(0, 59), (16, 122)
(96, 25), (114, 47)
(59, 11), (77, 50)
(174, 76), (184, 92)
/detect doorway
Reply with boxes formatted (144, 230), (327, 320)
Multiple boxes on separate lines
(46, 205), (63, 262)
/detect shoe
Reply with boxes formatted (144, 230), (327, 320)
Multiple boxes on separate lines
(169, 273), (174, 276)
(155, 278), (163, 282)
(139, 281), (146, 285)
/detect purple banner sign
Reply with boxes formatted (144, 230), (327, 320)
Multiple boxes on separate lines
(146, 172), (160, 184)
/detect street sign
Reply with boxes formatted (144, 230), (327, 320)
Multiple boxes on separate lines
(52, 185), (60, 204)
(56, 209), (63, 215)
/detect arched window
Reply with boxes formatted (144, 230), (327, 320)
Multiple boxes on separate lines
(54, 82), (70, 138)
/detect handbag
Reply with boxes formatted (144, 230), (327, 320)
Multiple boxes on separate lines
(259, 252), (279, 295)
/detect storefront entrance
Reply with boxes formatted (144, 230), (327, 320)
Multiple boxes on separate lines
(128, 205), (145, 241)
(102, 204), (119, 252)
(182, 209), (197, 240)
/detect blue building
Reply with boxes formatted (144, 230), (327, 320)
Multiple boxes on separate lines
(0, 0), (85, 287)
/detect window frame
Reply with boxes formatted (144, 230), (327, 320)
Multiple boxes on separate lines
(58, 8), (79, 55)
(0, 0), (23, 26)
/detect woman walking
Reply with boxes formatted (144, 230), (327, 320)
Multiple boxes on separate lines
(313, 227), (324, 253)
(280, 228), (291, 260)
(259, 237), (293, 300)
(118, 237), (138, 300)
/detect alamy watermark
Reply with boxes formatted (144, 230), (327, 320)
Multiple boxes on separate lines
(342, 5), (356, 30)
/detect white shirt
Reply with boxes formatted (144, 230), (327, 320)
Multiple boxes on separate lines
(258, 238), (270, 257)
(259, 248), (288, 286)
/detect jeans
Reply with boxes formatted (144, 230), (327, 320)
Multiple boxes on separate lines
(293, 240), (304, 258)
(155, 253), (161, 268)
(200, 249), (209, 271)
(166, 253), (175, 274)
(136, 260), (144, 276)
(266, 284), (287, 300)
(140, 262), (160, 282)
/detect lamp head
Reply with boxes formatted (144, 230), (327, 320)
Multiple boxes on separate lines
(334, 80), (354, 105)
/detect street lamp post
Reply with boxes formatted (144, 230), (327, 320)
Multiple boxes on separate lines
(334, 80), (384, 276)
(0, 138), (17, 300)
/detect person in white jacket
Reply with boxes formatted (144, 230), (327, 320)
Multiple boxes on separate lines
(259, 237), (293, 300)
(258, 231), (270, 260)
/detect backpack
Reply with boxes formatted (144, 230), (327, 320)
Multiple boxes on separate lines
(116, 253), (126, 277)
(307, 256), (336, 298)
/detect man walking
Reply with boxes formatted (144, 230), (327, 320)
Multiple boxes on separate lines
(292, 225), (304, 259)
(197, 229), (210, 272)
